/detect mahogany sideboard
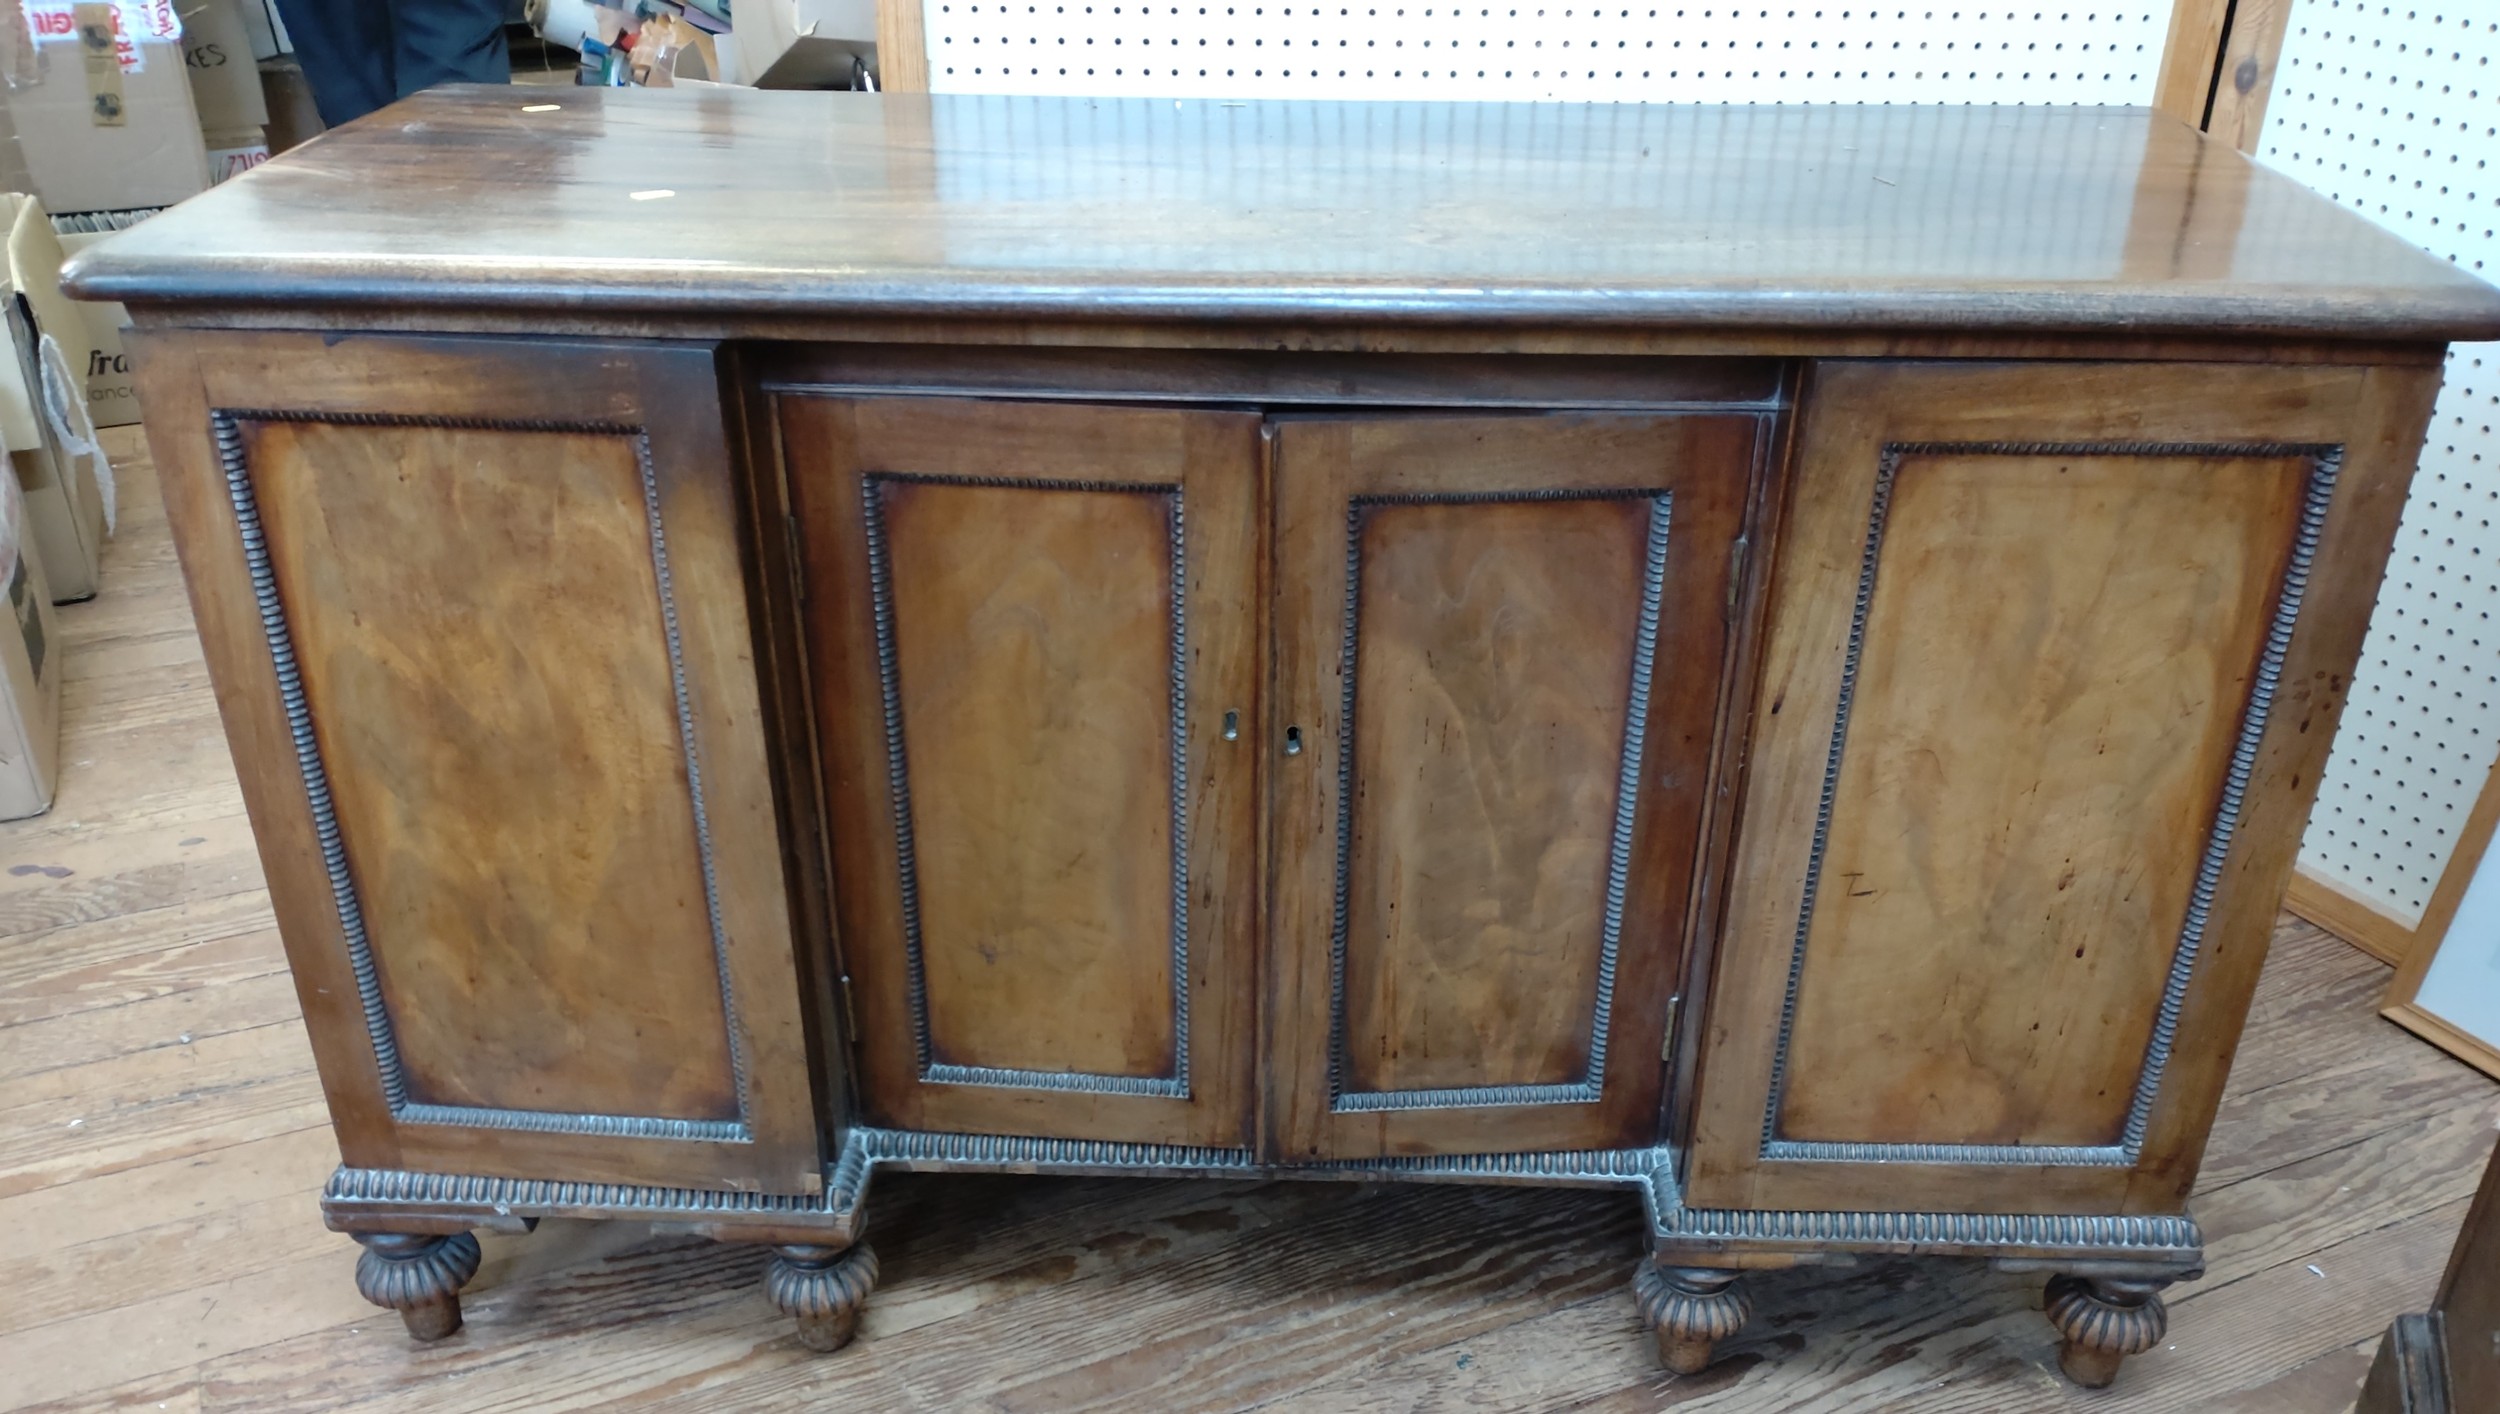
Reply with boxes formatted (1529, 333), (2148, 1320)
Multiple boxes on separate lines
(64, 88), (2500, 1388)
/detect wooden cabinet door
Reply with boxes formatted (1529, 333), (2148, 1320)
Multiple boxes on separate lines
(1684, 360), (2441, 1216)
(780, 395), (1263, 1148)
(130, 331), (822, 1195)
(1269, 414), (1763, 1160)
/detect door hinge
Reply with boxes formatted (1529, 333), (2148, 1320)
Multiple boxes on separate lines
(838, 973), (861, 1049)
(1723, 535), (1751, 622)
(785, 514), (808, 605)
(1661, 992), (1683, 1064)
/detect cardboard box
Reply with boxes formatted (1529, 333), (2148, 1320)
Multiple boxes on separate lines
(52, 225), (135, 428)
(204, 122), (267, 183)
(738, 0), (875, 88)
(0, 467), (61, 821)
(0, 195), (110, 600)
(180, 0), (266, 135)
(9, 3), (210, 215)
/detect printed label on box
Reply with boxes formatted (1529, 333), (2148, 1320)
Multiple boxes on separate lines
(24, 0), (180, 72)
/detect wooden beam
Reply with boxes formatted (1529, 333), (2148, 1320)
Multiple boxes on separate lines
(2206, 0), (2299, 151)
(877, 0), (929, 92)
(2153, 0), (2236, 128)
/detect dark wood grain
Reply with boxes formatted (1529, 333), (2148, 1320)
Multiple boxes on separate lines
(58, 88), (2500, 345)
(1686, 359), (2445, 1220)
(1269, 412), (1759, 1160)
(884, 478), (1183, 1081)
(778, 393), (1263, 1148)
(71, 79), (2487, 1378)
(121, 330), (823, 1196)
(1338, 494), (1653, 1097)
(242, 416), (741, 1123)
(1778, 447), (2309, 1150)
(3, 471), (2488, 1411)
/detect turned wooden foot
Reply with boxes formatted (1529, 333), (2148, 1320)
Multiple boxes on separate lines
(1634, 1261), (1751, 1375)
(352, 1231), (482, 1341)
(2044, 1274), (2169, 1389)
(764, 1242), (879, 1353)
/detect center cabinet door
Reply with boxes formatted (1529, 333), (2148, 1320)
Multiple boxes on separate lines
(1270, 414), (1762, 1161)
(781, 395), (1264, 1148)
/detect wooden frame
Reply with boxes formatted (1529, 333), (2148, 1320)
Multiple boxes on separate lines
(2380, 753), (2500, 1080)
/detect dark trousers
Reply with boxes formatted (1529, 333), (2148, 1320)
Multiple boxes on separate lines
(273, 0), (512, 127)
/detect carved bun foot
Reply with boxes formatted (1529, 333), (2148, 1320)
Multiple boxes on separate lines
(765, 1242), (879, 1353)
(2044, 1274), (2168, 1389)
(352, 1231), (482, 1342)
(1634, 1261), (1752, 1375)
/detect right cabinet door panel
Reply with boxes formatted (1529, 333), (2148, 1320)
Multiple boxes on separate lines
(1684, 360), (2439, 1216)
(1270, 413), (1764, 1161)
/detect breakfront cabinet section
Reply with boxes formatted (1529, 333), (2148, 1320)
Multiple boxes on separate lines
(1268, 414), (1763, 1161)
(1683, 361), (2442, 1219)
(773, 395), (1764, 1162)
(126, 330), (824, 1195)
(776, 395), (1265, 1149)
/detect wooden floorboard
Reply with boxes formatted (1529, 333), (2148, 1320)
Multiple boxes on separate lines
(1, 429), (2492, 1411)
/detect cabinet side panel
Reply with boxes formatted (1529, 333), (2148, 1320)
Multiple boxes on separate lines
(1684, 359), (2414, 1216)
(1342, 495), (1651, 1095)
(1777, 449), (2306, 1148)
(129, 328), (823, 1194)
(878, 478), (1182, 1081)
(241, 417), (742, 1121)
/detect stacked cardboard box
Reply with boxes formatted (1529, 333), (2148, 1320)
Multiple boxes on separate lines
(8, 1), (212, 215)
(0, 450), (59, 821)
(182, 0), (270, 180)
(0, 0), (269, 220)
(0, 194), (109, 603)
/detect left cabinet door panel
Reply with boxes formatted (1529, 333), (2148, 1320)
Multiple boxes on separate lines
(131, 331), (822, 1194)
(779, 394), (1264, 1148)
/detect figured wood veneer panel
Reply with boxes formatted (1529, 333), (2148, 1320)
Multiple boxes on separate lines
(1776, 449), (2308, 1149)
(1341, 496), (1649, 1095)
(239, 418), (740, 1122)
(876, 478), (1180, 1080)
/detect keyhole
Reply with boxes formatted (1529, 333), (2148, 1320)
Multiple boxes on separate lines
(1222, 710), (1240, 742)
(1284, 725), (1304, 756)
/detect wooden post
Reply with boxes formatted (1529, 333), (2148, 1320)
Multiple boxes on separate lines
(877, 0), (929, 92)
(2203, 0), (2298, 152)
(2152, 0), (2235, 128)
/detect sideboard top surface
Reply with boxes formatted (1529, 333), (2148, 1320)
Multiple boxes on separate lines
(63, 86), (2500, 343)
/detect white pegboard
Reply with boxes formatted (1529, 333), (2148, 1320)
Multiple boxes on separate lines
(926, 5), (2171, 103)
(2261, 3), (2500, 923)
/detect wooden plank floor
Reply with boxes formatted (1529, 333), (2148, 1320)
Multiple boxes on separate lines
(2, 430), (2494, 1412)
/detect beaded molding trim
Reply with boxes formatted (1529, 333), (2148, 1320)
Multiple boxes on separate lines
(858, 472), (1195, 1099)
(1758, 440), (2342, 1169)
(214, 409), (752, 1145)
(1328, 488), (1673, 1113)
(328, 1127), (2202, 1270)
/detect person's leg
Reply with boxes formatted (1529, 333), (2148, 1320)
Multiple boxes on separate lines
(388, 0), (512, 98)
(268, 0), (398, 126)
